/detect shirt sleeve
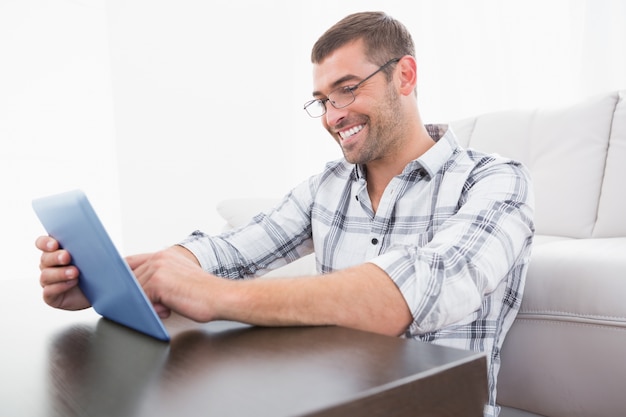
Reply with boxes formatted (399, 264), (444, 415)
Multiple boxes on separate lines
(370, 156), (535, 335)
(178, 180), (316, 279)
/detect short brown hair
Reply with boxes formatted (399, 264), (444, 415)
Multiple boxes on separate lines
(311, 11), (415, 70)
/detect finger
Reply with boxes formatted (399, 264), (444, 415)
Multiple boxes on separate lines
(126, 253), (154, 287)
(39, 264), (79, 287)
(42, 280), (90, 311)
(42, 279), (79, 303)
(125, 253), (153, 270)
(35, 235), (59, 252)
(153, 303), (171, 319)
(39, 249), (72, 269)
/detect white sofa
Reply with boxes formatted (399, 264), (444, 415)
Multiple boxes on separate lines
(215, 90), (626, 417)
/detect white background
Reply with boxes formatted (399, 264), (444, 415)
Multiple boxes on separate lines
(2, 0), (625, 281)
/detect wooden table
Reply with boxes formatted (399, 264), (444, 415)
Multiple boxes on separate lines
(1, 279), (487, 417)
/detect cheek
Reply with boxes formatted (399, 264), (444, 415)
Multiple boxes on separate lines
(322, 119), (333, 135)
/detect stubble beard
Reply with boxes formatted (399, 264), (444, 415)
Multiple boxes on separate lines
(342, 86), (403, 166)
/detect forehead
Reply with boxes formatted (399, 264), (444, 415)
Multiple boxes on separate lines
(312, 40), (372, 95)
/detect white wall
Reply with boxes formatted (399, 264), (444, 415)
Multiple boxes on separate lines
(107, 0), (626, 254)
(3, 0), (625, 280)
(1, 0), (121, 281)
(106, 0), (340, 253)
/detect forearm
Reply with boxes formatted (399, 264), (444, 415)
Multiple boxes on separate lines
(135, 247), (411, 336)
(211, 262), (412, 336)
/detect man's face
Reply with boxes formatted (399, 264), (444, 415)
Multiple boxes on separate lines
(311, 40), (402, 165)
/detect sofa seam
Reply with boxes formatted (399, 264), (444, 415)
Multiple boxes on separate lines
(515, 317), (626, 331)
(517, 310), (626, 327)
(520, 309), (626, 321)
(590, 91), (620, 237)
(465, 116), (478, 147)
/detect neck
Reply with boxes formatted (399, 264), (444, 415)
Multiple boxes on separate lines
(365, 124), (434, 212)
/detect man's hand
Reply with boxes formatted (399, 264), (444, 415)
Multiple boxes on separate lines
(127, 245), (218, 322)
(36, 236), (91, 311)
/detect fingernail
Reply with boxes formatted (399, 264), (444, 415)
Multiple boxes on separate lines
(47, 240), (55, 250)
(65, 268), (74, 278)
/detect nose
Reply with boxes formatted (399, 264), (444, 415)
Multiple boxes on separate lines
(324, 103), (347, 127)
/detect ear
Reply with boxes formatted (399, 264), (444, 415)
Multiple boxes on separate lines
(396, 56), (417, 96)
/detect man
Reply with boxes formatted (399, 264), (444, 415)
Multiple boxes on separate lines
(37, 11), (534, 416)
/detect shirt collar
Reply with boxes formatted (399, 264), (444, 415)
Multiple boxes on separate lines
(350, 124), (460, 181)
(411, 124), (459, 179)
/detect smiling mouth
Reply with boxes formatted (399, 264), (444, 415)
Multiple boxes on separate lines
(339, 124), (364, 141)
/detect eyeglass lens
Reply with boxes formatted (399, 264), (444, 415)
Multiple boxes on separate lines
(306, 88), (355, 117)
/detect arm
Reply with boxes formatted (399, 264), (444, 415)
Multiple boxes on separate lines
(129, 246), (412, 336)
(182, 190), (315, 279)
(372, 157), (535, 335)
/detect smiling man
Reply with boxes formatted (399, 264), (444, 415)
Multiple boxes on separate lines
(37, 11), (534, 417)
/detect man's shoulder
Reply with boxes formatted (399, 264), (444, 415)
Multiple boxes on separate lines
(464, 147), (526, 170)
(458, 148), (532, 187)
(441, 125), (526, 172)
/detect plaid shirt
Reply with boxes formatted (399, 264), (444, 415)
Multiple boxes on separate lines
(181, 125), (535, 416)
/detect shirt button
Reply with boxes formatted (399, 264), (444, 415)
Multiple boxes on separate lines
(371, 238), (379, 245)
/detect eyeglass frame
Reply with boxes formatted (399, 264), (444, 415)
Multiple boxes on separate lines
(303, 57), (401, 118)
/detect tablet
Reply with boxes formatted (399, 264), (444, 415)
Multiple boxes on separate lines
(32, 189), (170, 341)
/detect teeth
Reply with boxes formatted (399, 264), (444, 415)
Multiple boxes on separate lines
(339, 125), (364, 140)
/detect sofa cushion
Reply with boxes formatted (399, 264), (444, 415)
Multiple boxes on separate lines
(497, 237), (626, 417)
(498, 317), (626, 417)
(454, 92), (618, 238)
(594, 90), (626, 237)
(520, 237), (626, 322)
(528, 94), (616, 238)
(448, 116), (475, 148)
(461, 110), (534, 166)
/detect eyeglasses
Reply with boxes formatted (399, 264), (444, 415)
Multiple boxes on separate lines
(303, 58), (401, 118)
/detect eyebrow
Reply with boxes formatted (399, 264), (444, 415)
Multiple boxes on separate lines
(311, 74), (361, 98)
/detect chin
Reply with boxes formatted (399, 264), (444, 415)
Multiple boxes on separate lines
(342, 153), (362, 165)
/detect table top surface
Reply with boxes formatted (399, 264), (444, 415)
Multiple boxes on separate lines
(1, 278), (487, 417)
